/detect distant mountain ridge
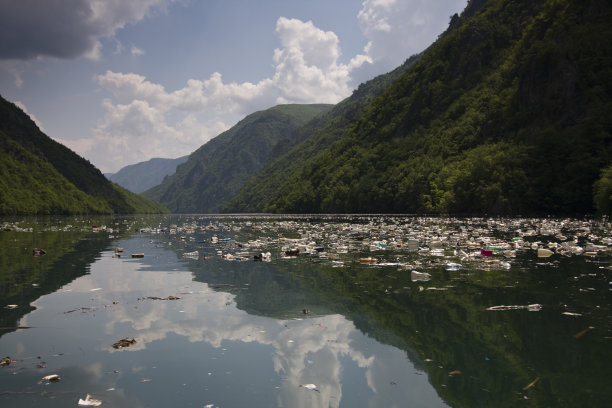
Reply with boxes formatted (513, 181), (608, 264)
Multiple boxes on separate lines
(0, 94), (167, 215)
(107, 156), (188, 194)
(142, 104), (332, 213)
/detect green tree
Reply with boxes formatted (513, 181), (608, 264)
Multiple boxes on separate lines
(594, 164), (612, 215)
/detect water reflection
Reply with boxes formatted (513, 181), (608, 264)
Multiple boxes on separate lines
(1, 229), (446, 407)
(1, 215), (611, 407)
(0, 224), (114, 335)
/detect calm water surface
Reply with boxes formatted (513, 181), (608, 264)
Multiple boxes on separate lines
(0, 215), (610, 407)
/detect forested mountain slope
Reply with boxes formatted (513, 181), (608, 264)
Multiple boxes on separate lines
(0, 95), (167, 215)
(227, 0), (612, 215)
(142, 104), (331, 213)
(225, 56), (419, 213)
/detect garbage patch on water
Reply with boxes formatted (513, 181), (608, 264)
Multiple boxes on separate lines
(123, 216), (612, 278)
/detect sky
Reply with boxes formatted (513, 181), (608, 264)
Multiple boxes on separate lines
(0, 0), (466, 173)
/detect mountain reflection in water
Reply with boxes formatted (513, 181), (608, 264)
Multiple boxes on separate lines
(0, 215), (610, 408)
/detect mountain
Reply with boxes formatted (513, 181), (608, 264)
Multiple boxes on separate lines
(107, 156), (188, 194)
(142, 104), (332, 213)
(225, 55), (419, 213)
(226, 0), (612, 216)
(0, 95), (168, 215)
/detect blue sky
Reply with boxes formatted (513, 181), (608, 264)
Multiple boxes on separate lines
(0, 0), (466, 173)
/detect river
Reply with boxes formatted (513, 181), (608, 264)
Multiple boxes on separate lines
(1, 215), (610, 407)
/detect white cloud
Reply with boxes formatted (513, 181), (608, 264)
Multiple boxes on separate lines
(130, 45), (145, 57)
(276, 17), (341, 69)
(96, 71), (168, 104)
(64, 16), (372, 173)
(271, 17), (369, 104)
(357, 0), (465, 72)
(50, 1), (466, 173)
(76, 98), (228, 173)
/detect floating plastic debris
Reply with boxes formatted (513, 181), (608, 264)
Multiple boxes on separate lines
(537, 248), (553, 258)
(78, 394), (102, 406)
(431, 248), (445, 257)
(182, 250), (199, 259)
(573, 326), (595, 339)
(523, 377), (540, 391)
(42, 374), (61, 383)
(253, 252), (271, 261)
(444, 263), (463, 271)
(486, 304), (542, 311)
(411, 270), (431, 282)
(112, 337), (136, 349)
(285, 248), (300, 256)
(144, 296), (180, 301)
(406, 239), (419, 251)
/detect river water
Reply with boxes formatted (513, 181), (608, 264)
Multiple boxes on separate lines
(0, 215), (610, 407)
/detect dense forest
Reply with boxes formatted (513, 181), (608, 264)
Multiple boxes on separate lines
(0, 95), (167, 215)
(226, 0), (612, 216)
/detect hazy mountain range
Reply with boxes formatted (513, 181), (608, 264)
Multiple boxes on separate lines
(106, 156), (188, 194)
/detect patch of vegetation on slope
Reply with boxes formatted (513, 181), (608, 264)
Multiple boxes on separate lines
(0, 95), (167, 215)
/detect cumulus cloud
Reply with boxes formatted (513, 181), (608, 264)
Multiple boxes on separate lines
(130, 45), (145, 57)
(29, 0), (465, 173)
(357, 0), (465, 73)
(0, 0), (174, 61)
(69, 16), (372, 172)
(66, 97), (228, 173)
(272, 17), (370, 104)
